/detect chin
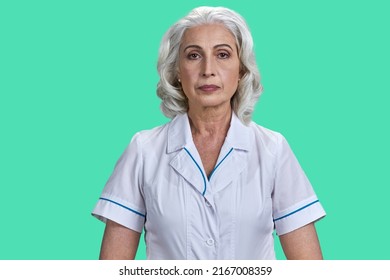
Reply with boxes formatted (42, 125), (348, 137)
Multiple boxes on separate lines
(189, 94), (233, 110)
(199, 99), (231, 110)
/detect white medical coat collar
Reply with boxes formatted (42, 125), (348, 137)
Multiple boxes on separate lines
(167, 112), (251, 154)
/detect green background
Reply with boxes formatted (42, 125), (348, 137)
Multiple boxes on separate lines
(1, 0), (389, 260)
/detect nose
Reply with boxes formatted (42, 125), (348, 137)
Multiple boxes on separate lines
(201, 57), (216, 77)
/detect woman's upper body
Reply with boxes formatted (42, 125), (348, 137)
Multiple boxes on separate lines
(92, 111), (325, 259)
(92, 6), (326, 259)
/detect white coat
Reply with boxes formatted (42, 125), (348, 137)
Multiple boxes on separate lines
(92, 113), (325, 259)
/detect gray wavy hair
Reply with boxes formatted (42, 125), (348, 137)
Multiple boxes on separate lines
(157, 6), (262, 124)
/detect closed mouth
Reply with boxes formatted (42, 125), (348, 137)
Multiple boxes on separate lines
(198, 84), (220, 91)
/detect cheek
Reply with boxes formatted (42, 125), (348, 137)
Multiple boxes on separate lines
(179, 69), (195, 96)
(223, 68), (240, 83)
(180, 67), (198, 85)
(179, 59), (196, 76)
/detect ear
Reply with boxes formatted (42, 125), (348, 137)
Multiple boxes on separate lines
(176, 70), (181, 83)
(177, 68), (181, 79)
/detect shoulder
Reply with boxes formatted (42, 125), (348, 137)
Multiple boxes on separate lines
(248, 121), (286, 157)
(130, 122), (170, 147)
(116, 122), (170, 169)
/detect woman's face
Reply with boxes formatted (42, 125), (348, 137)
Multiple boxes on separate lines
(178, 24), (241, 113)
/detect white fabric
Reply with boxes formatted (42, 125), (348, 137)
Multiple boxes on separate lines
(92, 113), (325, 259)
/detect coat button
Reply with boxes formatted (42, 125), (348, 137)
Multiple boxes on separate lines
(205, 200), (212, 207)
(206, 238), (215, 246)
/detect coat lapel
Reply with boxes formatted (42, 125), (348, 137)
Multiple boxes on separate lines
(208, 146), (248, 193)
(206, 113), (252, 193)
(167, 114), (208, 196)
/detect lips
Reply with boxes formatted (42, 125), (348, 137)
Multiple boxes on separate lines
(198, 84), (220, 92)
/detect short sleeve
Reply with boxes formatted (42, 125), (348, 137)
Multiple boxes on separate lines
(91, 133), (146, 233)
(272, 134), (325, 236)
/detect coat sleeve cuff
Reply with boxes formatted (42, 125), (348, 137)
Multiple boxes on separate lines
(91, 196), (145, 233)
(274, 196), (326, 236)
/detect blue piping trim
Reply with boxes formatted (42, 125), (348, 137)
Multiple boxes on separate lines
(208, 147), (234, 180)
(184, 147), (207, 196)
(273, 200), (319, 222)
(99, 197), (146, 218)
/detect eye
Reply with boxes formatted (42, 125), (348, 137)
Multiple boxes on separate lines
(217, 52), (230, 59)
(187, 53), (201, 60)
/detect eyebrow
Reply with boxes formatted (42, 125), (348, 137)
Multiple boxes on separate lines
(183, 44), (234, 52)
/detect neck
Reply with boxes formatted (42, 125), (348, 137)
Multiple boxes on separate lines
(187, 106), (232, 137)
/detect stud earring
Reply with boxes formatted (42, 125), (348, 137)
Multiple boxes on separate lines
(178, 78), (181, 83)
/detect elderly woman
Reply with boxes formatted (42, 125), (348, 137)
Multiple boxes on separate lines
(92, 6), (325, 260)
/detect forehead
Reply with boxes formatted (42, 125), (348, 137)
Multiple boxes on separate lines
(181, 24), (237, 49)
